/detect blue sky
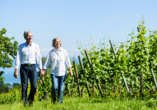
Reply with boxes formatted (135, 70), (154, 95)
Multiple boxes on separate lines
(0, 0), (157, 85)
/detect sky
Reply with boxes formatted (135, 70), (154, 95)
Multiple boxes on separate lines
(0, 0), (157, 85)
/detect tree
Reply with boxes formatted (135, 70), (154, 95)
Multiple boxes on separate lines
(13, 83), (20, 89)
(41, 57), (47, 67)
(0, 83), (12, 93)
(5, 83), (11, 88)
(0, 28), (18, 83)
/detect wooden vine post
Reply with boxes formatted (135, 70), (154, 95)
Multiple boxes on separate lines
(84, 51), (104, 97)
(71, 77), (74, 97)
(109, 40), (130, 96)
(73, 60), (81, 97)
(66, 83), (71, 97)
(103, 82), (107, 97)
(78, 55), (91, 97)
(119, 84), (122, 98)
(140, 74), (144, 97)
(137, 27), (144, 97)
(150, 64), (157, 89)
(137, 27), (157, 90)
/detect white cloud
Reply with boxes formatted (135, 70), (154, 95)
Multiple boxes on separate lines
(40, 48), (51, 52)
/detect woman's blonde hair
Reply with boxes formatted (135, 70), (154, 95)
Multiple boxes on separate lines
(52, 37), (62, 47)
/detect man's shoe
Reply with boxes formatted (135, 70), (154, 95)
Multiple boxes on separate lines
(23, 102), (27, 107)
(22, 98), (27, 107)
(29, 100), (33, 107)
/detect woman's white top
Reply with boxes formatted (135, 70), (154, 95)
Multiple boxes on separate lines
(43, 48), (71, 76)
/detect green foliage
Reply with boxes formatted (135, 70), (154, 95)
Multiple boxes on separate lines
(41, 57), (47, 67)
(75, 17), (157, 97)
(38, 72), (52, 101)
(37, 56), (52, 100)
(0, 83), (11, 93)
(0, 28), (18, 84)
(12, 83), (20, 89)
(0, 83), (38, 104)
(0, 71), (5, 84)
(0, 89), (21, 104)
(37, 57), (52, 100)
(65, 57), (79, 90)
(0, 28), (18, 69)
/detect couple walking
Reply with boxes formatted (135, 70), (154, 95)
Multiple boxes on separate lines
(14, 30), (73, 106)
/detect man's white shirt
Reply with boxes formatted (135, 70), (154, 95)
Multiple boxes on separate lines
(15, 42), (42, 69)
(43, 48), (71, 76)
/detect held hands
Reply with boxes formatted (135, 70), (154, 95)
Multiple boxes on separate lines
(40, 69), (44, 77)
(40, 69), (73, 77)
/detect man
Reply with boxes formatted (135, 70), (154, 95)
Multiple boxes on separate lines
(14, 30), (44, 106)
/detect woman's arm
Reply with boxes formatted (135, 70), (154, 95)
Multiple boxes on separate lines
(43, 51), (52, 75)
(65, 50), (73, 77)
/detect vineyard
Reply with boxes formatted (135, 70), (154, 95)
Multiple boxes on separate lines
(63, 17), (157, 99)
(1, 17), (157, 108)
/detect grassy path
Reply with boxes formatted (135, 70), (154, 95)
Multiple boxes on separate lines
(0, 97), (157, 110)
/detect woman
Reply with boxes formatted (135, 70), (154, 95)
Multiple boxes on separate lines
(43, 38), (73, 103)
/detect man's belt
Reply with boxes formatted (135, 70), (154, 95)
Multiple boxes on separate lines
(22, 64), (35, 66)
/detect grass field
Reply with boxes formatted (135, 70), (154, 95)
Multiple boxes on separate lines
(0, 97), (157, 110)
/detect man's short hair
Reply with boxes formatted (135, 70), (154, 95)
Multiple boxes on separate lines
(23, 30), (32, 38)
(52, 38), (62, 47)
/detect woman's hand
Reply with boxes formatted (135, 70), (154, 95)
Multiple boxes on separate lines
(69, 68), (73, 77)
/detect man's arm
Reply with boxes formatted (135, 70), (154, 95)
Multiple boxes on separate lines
(36, 45), (44, 76)
(36, 45), (42, 69)
(14, 45), (21, 79)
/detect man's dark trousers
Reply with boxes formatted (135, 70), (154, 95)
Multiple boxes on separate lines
(20, 64), (37, 105)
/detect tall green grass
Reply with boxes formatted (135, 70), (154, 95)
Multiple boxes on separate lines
(0, 97), (157, 110)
